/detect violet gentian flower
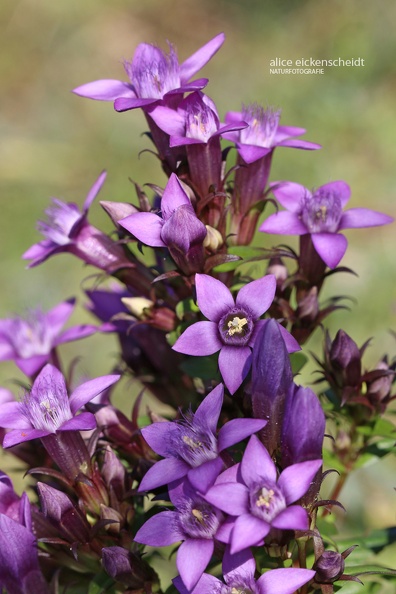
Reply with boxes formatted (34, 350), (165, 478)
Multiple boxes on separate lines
(260, 181), (394, 268)
(0, 298), (96, 377)
(73, 33), (225, 111)
(23, 171), (133, 274)
(204, 435), (322, 553)
(139, 383), (266, 493)
(135, 479), (224, 590)
(174, 545), (315, 594)
(120, 173), (207, 275)
(173, 273), (299, 394)
(0, 363), (120, 448)
(224, 104), (321, 164)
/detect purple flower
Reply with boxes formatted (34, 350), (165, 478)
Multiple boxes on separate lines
(23, 171), (132, 273)
(0, 363), (120, 448)
(174, 545), (314, 594)
(173, 273), (299, 394)
(73, 33), (225, 112)
(135, 479), (224, 590)
(139, 384), (266, 493)
(224, 104), (321, 163)
(0, 298), (96, 377)
(120, 173), (207, 274)
(204, 435), (322, 553)
(260, 181), (394, 268)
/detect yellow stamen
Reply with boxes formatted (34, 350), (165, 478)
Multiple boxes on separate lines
(227, 317), (248, 336)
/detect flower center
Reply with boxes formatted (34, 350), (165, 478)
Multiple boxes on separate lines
(21, 379), (72, 433)
(240, 104), (281, 148)
(126, 43), (180, 99)
(6, 311), (53, 358)
(250, 482), (286, 522)
(38, 199), (82, 245)
(218, 307), (254, 346)
(173, 420), (218, 467)
(179, 500), (222, 539)
(300, 190), (342, 233)
(185, 96), (219, 142)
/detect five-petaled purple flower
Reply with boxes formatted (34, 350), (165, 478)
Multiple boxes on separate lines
(204, 435), (322, 553)
(174, 545), (315, 594)
(73, 33), (225, 112)
(224, 104), (321, 163)
(139, 384), (266, 494)
(0, 298), (96, 377)
(120, 173), (207, 274)
(0, 363), (120, 448)
(135, 479), (224, 590)
(260, 181), (394, 268)
(172, 273), (299, 394)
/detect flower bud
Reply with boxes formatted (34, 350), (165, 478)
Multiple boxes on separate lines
(203, 225), (223, 250)
(296, 286), (319, 322)
(330, 330), (361, 387)
(102, 546), (159, 589)
(367, 359), (394, 404)
(100, 200), (138, 226)
(121, 297), (154, 319)
(266, 257), (288, 289)
(314, 550), (345, 583)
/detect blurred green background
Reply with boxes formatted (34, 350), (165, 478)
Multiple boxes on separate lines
(1, 0), (396, 558)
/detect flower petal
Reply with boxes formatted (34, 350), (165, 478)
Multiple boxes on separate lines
(54, 324), (97, 347)
(161, 174), (191, 219)
(180, 33), (225, 82)
(218, 346), (252, 395)
(0, 402), (30, 430)
(69, 374), (120, 414)
(240, 435), (276, 487)
(83, 170), (107, 212)
(278, 459), (322, 504)
(218, 418), (267, 452)
(311, 232), (348, 269)
(236, 275), (276, 318)
(3, 428), (51, 448)
(114, 97), (158, 111)
(119, 212), (166, 247)
(277, 139), (321, 151)
(339, 208), (394, 230)
(271, 505), (308, 531)
(140, 458), (190, 492)
(223, 545), (256, 584)
(73, 79), (134, 101)
(237, 144), (272, 164)
(257, 568), (315, 594)
(195, 274), (235, 322)
(134, 510), (183, 546)
(176, 538), (214, 591)
(149, 106), (186, 136)
(173, 574), (220, 594)
(59, 412), (97, 432)
(45, 298), (75, 337)
(260, 212), (307, 235)
(270, 181), (309, 212)
(230, 514), (270, 553)
(187, 457), (224, 493)
(204, 482), (249, 516)
(194, 383), (224, 432)
(320, 181), (351, 207)
(141, 421), (179, 457)
(15, 355), (49, 377)
(173, 321), (222, 356)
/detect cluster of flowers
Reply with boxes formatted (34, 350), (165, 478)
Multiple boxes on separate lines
(0, 33), (395, 594)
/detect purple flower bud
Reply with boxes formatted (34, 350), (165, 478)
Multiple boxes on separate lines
(314, 550), (345, 583)
(330, 330), (361, 387)
(102, 546), (159, 589)
(37, 482), (91, 542)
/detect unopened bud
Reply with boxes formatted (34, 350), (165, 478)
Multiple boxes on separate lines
(121, 297), (153, 319)
(367, 359), (393, 403)
(314, 550), (345, 583)
(330, 330), (361, 386)
(100, 201), (138, 226)
(296, 286), (319, 321)
(266, 257), (288, 288)
(203, 225), (224, 250)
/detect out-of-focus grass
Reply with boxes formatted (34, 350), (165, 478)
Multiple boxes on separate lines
(1, 0), (395, 538)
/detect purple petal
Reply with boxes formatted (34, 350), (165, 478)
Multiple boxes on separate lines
(218, 346), (252, 395)
(260, 212), (307, 235)
(271, 505), (308, 531)
(173, 574), (220, 594)
(54, 324), (97, 347)
(240, 435), (276, 488)
(270, 181), (308, 212)
(0, 402), (30, 430)
(33, 363), (66, 394)
(173, 321), (222, 356)
(277, 139), (321, 150)
(114, 97), (158, 111)
(139, 458), (190, 492)
(187, 457), (225, 493)
(236, 275), (276, 319)
(161, 174), (191, 220)
(194, 383), (223, 432)
(15, 355), (49, 377)
(149, 106), (186, 136)
(3, 428), (51, 448)
(213, 121), (248, 139)
(45, 298), (75, 337)
(223, 545), (256, 584)
(83, 170), (107, 212)
(311, 232), (348, 269)
(339, 208), (394, 230)
(180, 33), (225, 82)
(134, 510), (183, 546)
(251, 320), (301, 353)
(22, 241), (58, 267)
(257, 568), (315, 594)
(278, 459), (322, 504)
(59, 412), (97, 432)
(218, 418), (267, 452)
(170, 136), (205, 147)
(274, 125), (306, 140)
(69, 374), (120, 414)
(119, 212), (166, 247)
(141, 421), (178, 457)
(237, 144), (272, 164)
(230, 514), (270, 553)
(72, 79), (134, 101)
(214, 464), (240, 485)
(176, 538), (214, 591)
(320, 181), (351, 207)
(195, 274), (235, 322)
(165, 78), (209, 95)
(215, 517), (235, 543)
(204, 483), (249, 516)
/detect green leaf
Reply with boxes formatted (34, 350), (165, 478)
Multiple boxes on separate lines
(87, 572), (115, 594)
(180, 356), (220, 381)
(175, 298), (199, 321)
(290, 351), (308, 374)
(213, 246), (265, 272)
